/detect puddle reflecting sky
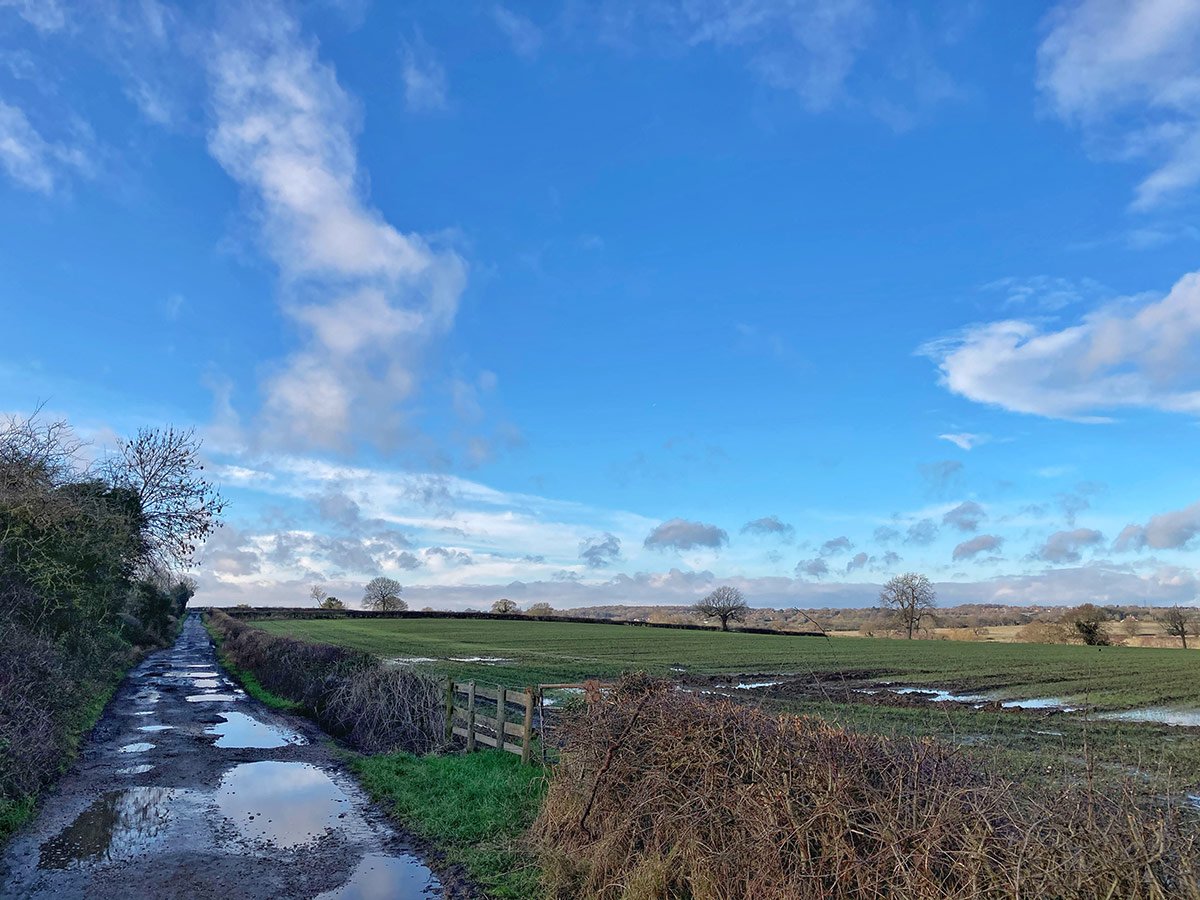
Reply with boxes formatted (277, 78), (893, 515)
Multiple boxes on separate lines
(186, 693), (241, 702)
(119, 742), (154, 753)
(1097, 707), (1200, 726)
(215, 761), (352, 848)
(315, 853), (441, 899)
(38, 787), (174, 869)
(115, 764), (154, 776)
(206, 712), (307, 749)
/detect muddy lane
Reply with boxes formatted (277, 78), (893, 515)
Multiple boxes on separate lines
(1, 615), (446, 899)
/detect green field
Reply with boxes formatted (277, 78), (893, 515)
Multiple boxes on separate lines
(250, 616), (1200, 710)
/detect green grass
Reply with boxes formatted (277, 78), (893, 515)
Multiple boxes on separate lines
(251, 616), (1200, 710)
(351, 750), (547, 899)
(202, 619), (303, 712)
(0, 796), (35, 845)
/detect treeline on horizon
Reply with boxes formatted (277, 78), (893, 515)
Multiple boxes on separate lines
(0, 411), (223, 840)
(509, 601), (1196, 644)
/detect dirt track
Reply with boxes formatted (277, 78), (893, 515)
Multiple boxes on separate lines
(1, 615), (451, 899)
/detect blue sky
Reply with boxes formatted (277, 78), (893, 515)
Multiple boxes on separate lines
(3, 0), (1200, 609)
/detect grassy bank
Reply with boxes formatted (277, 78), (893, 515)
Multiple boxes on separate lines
(251, 615), (1200, 709)
(352, 750), (546, 899)
(202, 617), (302, 712)
(0, 655), (131, 844)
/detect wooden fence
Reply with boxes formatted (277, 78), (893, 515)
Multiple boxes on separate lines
(446, 681), (537, 763)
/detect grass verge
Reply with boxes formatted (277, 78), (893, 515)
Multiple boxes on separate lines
(202, 617), (303, 712)
(351, 750), (547, 900)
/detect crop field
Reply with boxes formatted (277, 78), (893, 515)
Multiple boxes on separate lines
(249, 616), (1200, 711)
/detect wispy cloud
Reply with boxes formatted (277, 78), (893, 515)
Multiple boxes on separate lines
(205, 6), (466, 450)
(0, 100), (91, 193)
(1038, 0), (1200, 209)
(491, 5), (542, 59)
(401, 31), (449, 112)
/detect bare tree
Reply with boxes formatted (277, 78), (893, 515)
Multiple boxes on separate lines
(103, 426), (226, 569)
(363, 576), (406, 612)
(310, 584), (328, 607)
(879, 573), (937, 639)
(525, 602), (555, 617)
(692, 585), (749, 632)
(491, 598), (519, 614)
(1158, 606), (1196, 650)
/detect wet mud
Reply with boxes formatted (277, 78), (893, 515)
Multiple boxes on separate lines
(1, 615), (456, 899)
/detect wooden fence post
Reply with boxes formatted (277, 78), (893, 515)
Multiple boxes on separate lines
(466, 681), (477, 752)
(496, 685), (507, 751)
(521, 685), (534, 764)
(444, 679), (454, 743)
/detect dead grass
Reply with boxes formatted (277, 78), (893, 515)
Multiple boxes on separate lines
(206, 610), (444, 753)
(533, 675), (1200, 900)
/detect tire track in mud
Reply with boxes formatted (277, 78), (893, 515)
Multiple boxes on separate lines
(1, 615), (456, 899)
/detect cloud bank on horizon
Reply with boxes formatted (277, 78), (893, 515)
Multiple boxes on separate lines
(2, 0), (1200, 609)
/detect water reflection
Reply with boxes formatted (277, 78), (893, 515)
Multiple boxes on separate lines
(316, 853), (442, 899)
(206, 712), (307, 749)
(216, 761), (351, 848)
(38, 787), (173, 869)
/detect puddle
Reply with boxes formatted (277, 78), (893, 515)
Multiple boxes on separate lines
(119, 742), (154, 753)
(384, 656), (436, 666)
(448, 656), (512, 664)
(191, 679), (221, 689)
(541, 688), (584, 708)
(215, 762), (353, 848)
(893, 687), (989, 705)
(1095, 707), (1200, 727)
(206, 712), (307, 749)
(886, 687), (1076, 711)
(1032, 730), (1064, 737)
(314, 853), (441, 899)
(162, 671), (219, 679)
(38, 787), (174, 869)
(1001, 697), (1077, 712)
(132, 710), (155, 717)
(186, 693), (241, 702)
(733, 679), (785, 690)
(138, 725), (173, 733)
(115, 764), (155, 776)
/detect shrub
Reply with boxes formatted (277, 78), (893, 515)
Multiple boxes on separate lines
(206, 611), (444, 754)
(533, 676), (1199, 900)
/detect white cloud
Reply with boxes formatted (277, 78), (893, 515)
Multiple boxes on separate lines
(1112, 499), (1200, 552)
(1033, 528), (1104, 564)
(0, 100), (90, 193)
(589, 0), (960, 127)
(1038, 0), (1200, 209)
(491, 5), (542, 58)
(643, 518), (729, 552)
(922, 270), (1200, 420)
(938, 432), (987, 450)
(0, 0), (66, 33)
(205, 6), (467, 450)
(196, 562), (1200, 610)
(401, 33), (448, 112)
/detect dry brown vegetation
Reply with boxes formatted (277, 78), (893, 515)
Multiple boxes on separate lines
(533, 675), (1200, 900)
(206, 610), (444, 753)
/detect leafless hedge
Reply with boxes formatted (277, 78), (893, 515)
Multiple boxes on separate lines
(534, 675), (1200, 900)
(206, 611), (444, 754)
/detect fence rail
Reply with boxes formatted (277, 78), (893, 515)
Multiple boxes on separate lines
(446, 680), (537, 763)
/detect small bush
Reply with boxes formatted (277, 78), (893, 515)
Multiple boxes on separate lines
(533, 676), (1200, 900)
(205, 611), (444, 754)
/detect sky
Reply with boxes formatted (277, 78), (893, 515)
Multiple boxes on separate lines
(2, 0), (1200, 610)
